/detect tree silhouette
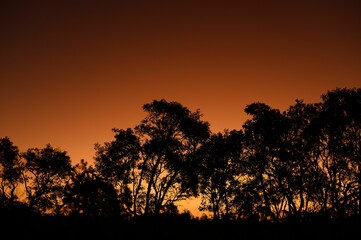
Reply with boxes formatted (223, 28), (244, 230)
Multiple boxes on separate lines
(95, 128), (141, 217)
(22, 144), (72, 215)
(95, 99), (210, 217)
(136, 99), (210, 215)
(312, 88), (361, 218)
(1, 88), (361, 240)
(241, 102), (289, 221)
(62, 159), (122, 218)
(197, 130), (244, 220)
(0, 137), (24, 208)
(280, 100), (323, 220)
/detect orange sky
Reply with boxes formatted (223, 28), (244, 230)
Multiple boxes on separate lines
(1, 0), (360, 198)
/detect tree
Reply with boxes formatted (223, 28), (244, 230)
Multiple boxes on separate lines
(197, 130), (244, 220)
(94, 128), (140, 217)
(281, 100), (325, 220)
(242, 102), (290, 221)
(239, 100), (334, 222)
(312, 88), (361, 218)
(22, 144), (72, 215)
(62, 159), (122, 218)
(95, 99), (210, 216)
(0, 137), (24, 208)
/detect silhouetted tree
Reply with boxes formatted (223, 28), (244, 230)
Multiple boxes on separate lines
(136, 99), (210, 215)
(22, 144), (72, 215)
(95, 99), (210, 217)
(2, 88), (360, 224)
(280, 100), (324, 220)
(62, 159), (122, 218)
(198, 130), (244, 220)
(242, 102), (290, 221)
(95, 128), (140, 217)
(312, 88), (361, 218)
(0, 137), (24, 208)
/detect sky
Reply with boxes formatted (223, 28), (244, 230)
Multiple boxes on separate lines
(1, 0), (360, 215)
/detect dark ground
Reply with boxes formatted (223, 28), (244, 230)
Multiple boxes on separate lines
(1, 210), (360, 240)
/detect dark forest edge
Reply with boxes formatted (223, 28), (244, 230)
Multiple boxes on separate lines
(1, 87), (361, 236)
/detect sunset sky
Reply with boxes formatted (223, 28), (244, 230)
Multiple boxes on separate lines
(1, 0), (360, 199)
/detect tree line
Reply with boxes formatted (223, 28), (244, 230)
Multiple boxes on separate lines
(1, 87), (360, 222)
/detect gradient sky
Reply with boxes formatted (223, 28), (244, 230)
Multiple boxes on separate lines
(1, 1), (360, 214)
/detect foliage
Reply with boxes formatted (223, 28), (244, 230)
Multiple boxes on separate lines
(1, 88), (361, 222)
(94, 99), (210, 216)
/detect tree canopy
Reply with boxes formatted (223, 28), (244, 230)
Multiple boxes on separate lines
(1, 88), (360, 222)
